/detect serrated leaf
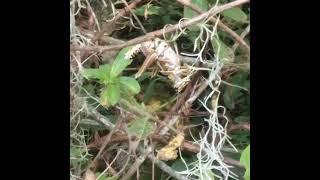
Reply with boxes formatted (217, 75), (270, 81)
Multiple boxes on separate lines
(110, 47), (133, 78)
(107, 83), (120, 106)
(240, 145), (250, 180)
(211, 37), (234, 63)
(100, 83), (120, 107)
(127, 117), (154, 139)
(222, 7), (247, 23)
(119, 76), (140, 95)
(82, 64), (111, 83)
(184, 0), (208, 31)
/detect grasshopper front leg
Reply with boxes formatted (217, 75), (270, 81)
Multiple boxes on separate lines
(134, 52), (158, 79)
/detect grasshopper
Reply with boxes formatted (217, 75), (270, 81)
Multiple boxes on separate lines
(124, 38), (192, 92)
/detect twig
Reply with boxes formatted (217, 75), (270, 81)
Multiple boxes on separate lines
(120, 145), (153, 180)
(146, 150), (187, 180)
(71, 0), (250, 52)
(90, 133), (245, 168)
(223, 156), (245, 168)
(232, 24), (250, 51)
(91, 0), (143, 44)
(176, 0), (250, 54)
(89, 116), (124, 171)
(87, 104), (115, 130)
(159, 76), (210, 135)
(105, 162), (118, 176)
(221, 80), (249, 92)
(228, 122), (250, 132)
(154, 71), (201, 136)
(120, 0), (147, 34)
(84, 0), (100, 31)
(70, 90), (114, 130)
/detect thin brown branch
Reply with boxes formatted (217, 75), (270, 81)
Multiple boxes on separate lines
(154, 71), (201, 135)
(146, 151), (187, 180)
(71, 0), (250, 52)
(120, 146), (153, 180)
(120, 0), (147, 34)
(223, 157), (245, 168)
(159, 75), (210, 135)
(228, 122), (250, 132)
(176, 0), (250, 54)
(232, 24), (250, 51)
(91, 0), (143, 44)
(90, 133), (245, 168)
(89, 116), (124, 171)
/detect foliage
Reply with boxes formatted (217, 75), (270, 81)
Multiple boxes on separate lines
(240, 145), (250, 180)
(127, 117), (155, 139)
(82, 47), (140, 107)
(70, 0), (250, 179)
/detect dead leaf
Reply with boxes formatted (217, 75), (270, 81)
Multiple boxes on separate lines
(156, 133), (184, 161)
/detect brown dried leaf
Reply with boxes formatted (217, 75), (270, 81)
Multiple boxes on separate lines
(156, 133), (185, 161)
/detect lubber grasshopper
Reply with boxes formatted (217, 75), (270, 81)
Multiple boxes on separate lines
(124, 38), (193, 92)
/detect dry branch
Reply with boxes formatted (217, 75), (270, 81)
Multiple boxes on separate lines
(91, 0), (143, 44)
(120, 146), (153, 180)
(71, 0), (250, 52)
(176, 0), (250, 54)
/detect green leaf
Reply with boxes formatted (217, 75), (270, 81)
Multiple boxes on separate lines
(223, 71), (249, 109)
(110, 47), (133, 78)
(222, 7), (248, 23)
(119, 76), (140, 95)
(231, 131), (250, 143)
(82, 64), (111, 83)
(231, 71), (249, 85)
(234, 116), (249, 123)
(240, 145), (250, 180)
(134, 4), (161, 16)
(127, 117), (155, 139)
(184, 0), (208, 19)
(107, 83), (120, 106)
(211, 37), (234, 63)
(100, 88), (109, 107)
(143, 78), (159, 102)
(100, 83), (120, 107)
(184, 0), (208, 31)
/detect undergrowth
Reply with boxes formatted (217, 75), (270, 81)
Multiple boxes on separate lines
(70, 0), (250, 179)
